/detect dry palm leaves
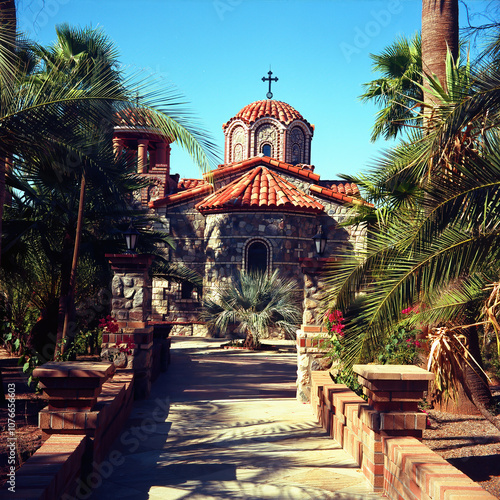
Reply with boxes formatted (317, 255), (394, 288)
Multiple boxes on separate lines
(427, 326), (490, 402)
(484, 282), (500, 357)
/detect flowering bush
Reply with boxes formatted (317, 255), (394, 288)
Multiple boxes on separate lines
(325, 310), (345, 337)
(323, 309), (364, 397)
(324, 309), (346, 361)
(98, 315), (120, 333)
(377, 307), (423, 365)
(115, 342), (135, 355)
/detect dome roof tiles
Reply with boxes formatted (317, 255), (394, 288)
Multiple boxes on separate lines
(223, 100), (313, 131)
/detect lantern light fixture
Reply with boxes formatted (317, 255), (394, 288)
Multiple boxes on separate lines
(123, 224), (140, 253)
(312, 225), (327, 255)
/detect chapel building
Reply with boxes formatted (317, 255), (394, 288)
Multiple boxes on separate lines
(113, 97), (366, 336)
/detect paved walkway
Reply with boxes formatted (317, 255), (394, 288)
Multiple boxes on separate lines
(88, 337), (380, 499)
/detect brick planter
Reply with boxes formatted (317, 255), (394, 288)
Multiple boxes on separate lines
(310, 365), (496, 499)
(34, 362), (115, 410)
(354, 364), (433, 438)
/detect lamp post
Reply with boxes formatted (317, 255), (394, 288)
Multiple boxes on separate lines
(123, 224), (140, 253)
(312, 225), (327, 255)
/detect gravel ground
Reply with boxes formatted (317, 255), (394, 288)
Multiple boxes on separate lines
(422, 407), (500, 498)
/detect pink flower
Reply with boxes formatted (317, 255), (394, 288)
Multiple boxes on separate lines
(401, 306), (413, 315)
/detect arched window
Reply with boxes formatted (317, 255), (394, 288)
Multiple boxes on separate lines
(247, 241), (268, 274)
(181, 281), (194, 299)
(262, 144), (272, 157)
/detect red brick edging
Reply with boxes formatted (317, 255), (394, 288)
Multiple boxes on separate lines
(311, 368), (496, 499)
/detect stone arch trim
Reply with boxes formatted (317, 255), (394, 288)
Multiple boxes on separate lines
(285, 120), (313, 165)
(224, 120), (249, 163)
(243, 237), (273, 275)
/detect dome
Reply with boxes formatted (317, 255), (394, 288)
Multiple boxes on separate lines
(223, 100), (313, 131)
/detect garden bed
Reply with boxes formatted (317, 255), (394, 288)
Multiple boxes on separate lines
(422, 388), (500, 498)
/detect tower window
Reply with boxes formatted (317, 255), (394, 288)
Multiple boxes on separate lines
(262, 144), (272, 157)
(247, 241), (268, 274)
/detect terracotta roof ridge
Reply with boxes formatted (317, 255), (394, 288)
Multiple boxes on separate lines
(309, 183), (372, 207)
(196, 165), (324, 214)
(205, 156), (321, 183)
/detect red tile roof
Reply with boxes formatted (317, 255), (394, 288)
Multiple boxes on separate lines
(322, 182), (360, 197)
(196, 166), (324, 214)
(309, 183), (370, 206)
(115, 107), (156, 128)
(208, 156), (320, 183)
(223, 100), (313, 131)
(177, 178), (209, 190)
(150, 183), (213, 208)
(150, 158), (366, 210)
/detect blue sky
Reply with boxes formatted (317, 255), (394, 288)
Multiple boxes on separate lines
(16, 0), (491, 181)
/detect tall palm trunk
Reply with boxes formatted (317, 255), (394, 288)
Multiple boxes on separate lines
(421, 1), (495, 416)
(421, 0), (459, 104)
(461, 324), (499, 429)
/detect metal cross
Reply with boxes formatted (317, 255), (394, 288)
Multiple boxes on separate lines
(262, 70), (278, 99)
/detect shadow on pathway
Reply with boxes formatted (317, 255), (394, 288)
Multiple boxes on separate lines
(86, 337), (379, 500)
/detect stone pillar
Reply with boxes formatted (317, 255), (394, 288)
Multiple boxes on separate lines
(156, 141), (168, 166)
(296, 326), (330, 403)
(149, 148), (156, 170)
(137, 139), (149, 174)
(112, 137), (125, 157)
(105, 253), (155, 399)
(296, 257), (336, 402)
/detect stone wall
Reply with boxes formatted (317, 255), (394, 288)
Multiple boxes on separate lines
(150, 177), (365, 338)
(151, 203), (206, 331)
(203, 211), (320, 290)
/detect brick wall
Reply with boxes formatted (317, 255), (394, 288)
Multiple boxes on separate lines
(310, 367), (496, 499)
(4, 363), (135, 500)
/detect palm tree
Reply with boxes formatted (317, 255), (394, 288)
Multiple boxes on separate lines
(360, 33), (423, 142)
(200, 270), (301, 349)
(323, 55), (500, 428)
(0, 0), (17, 262)
(0, 22), (219, 355)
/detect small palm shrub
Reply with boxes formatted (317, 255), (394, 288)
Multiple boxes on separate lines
(200, 269), (301, 348)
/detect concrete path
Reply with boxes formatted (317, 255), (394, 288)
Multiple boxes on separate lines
(88, 338), (380, 499)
